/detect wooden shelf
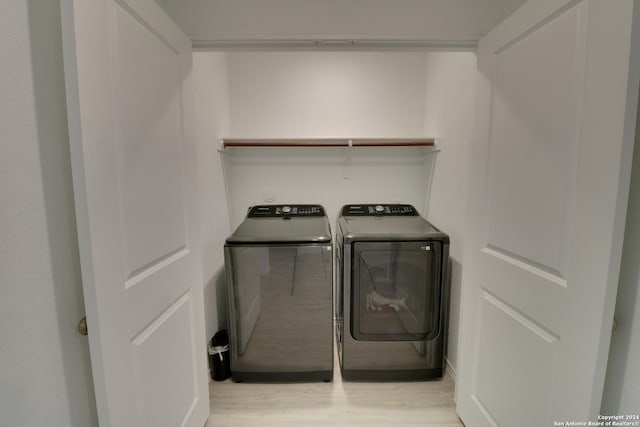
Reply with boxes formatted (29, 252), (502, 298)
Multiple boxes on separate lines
(221, 138), (436, 148)
(351, 139), (434, 147)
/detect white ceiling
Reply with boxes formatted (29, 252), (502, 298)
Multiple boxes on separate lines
(156, 0), (528, 49)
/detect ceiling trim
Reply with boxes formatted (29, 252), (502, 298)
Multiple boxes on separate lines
(191, 38), (478, 52)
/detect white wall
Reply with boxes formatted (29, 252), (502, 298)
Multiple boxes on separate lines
(224, 146), (435, 229)
(423, 52), (477, 376)
(222, 51), (434, 225)
(227, 52), (427, 138)
(192, 52), (233, 336)
(0, 1), (96, 426)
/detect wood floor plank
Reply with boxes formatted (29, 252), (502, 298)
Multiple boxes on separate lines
(207, 350), (462, 426)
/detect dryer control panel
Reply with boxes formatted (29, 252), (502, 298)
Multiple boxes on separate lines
(248, 204), (325, 218)
(341, 204), (419, 216)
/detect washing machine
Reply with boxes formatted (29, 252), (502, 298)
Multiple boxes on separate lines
(224, 204), (333, 382)
(335, 204), (449, 381)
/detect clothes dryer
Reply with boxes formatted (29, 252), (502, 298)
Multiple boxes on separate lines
(336, 204), (449, 380)
(224, 204), (333, 382)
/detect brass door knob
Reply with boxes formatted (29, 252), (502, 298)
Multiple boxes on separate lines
(78, 317), (88, 336)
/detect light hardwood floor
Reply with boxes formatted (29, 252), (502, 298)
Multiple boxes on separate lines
(207, 351), (463, 426)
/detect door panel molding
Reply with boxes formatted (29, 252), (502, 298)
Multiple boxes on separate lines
(61, 0), (208, 425)
(457, 0), (638, 425)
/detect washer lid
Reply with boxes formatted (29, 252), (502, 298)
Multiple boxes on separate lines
(338, 204), (448, 242)
(226, 204), (332, 244)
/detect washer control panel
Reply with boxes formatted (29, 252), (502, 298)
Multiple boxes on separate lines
(248, 204), (325, 218)
(341, 204), (419, 216)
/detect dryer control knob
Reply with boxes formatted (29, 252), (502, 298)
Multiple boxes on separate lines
(375, 205), (385, 213)
(282, 206), (292, 214)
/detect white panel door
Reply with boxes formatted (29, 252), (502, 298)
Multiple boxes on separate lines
(61, 0), (209, 426)
(457, 1), (639, 426)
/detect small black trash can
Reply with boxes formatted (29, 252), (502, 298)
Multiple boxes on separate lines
(208, 329), (231, 381)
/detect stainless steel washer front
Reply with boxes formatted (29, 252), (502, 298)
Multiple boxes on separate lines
(224, 204), (333, 382)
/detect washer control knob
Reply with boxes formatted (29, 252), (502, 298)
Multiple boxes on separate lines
(282, 206), (292, 214)
(375, 205), (385, 213)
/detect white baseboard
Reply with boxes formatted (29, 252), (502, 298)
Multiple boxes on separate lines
(445, 357), (457, 382)
(445, 357), (458, 404)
